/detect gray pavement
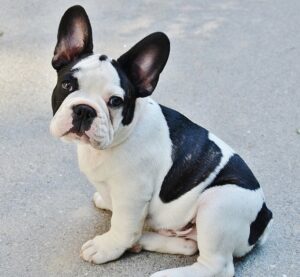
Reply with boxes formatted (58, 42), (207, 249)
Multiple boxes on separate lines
(0, 0), (299, 276)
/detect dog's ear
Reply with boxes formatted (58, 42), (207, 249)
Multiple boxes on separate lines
(52, 5), (93, 70)
(117, 32), (170, 97)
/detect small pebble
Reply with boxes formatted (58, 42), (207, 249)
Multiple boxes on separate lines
(296, 128), (300, 134)
(0, 31), (3, 37)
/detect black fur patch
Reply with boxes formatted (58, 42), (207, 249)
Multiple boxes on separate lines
(205, 154), (261, 191)
(159, 105), (223, 203)
(248, 203), (273, 245)
(99, 54), (107, 61)
(52, 63), (79, 115)
(111, 59), (137, 125)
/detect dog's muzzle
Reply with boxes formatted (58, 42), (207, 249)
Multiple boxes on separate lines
(71, 104), (97, 135)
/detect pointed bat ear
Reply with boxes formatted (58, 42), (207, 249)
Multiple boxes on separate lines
(117, 32), (170, 97)
(52, 5), (93, 70)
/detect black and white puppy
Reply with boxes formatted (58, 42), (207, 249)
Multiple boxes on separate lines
(50, 6), (273, 277)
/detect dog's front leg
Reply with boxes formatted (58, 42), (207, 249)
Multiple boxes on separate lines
(80, 182), (149, 264)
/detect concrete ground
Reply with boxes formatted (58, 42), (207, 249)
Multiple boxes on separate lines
(0, 0), (299, 276)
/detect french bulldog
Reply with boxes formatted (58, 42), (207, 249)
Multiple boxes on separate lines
(50, 5), (273, 277)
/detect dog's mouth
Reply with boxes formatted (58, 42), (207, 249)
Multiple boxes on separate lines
(66, 126), (87, 137)
(62, 128), (91, 143)
(54, 116), (113, 150)
(61, 128), (103, 149)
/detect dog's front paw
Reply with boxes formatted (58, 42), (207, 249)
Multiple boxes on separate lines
(80, 236), (123, 264)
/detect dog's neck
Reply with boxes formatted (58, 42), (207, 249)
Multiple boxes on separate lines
(111, 97), (147, 148)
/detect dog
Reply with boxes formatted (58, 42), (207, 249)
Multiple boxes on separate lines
(50, 5), (273, 277)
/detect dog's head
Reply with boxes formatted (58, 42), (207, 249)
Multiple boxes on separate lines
(50, 5), (170, 149)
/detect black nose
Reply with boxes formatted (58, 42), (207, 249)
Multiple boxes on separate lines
(73, 104), (97, 120)
(72, 104), (97, 135)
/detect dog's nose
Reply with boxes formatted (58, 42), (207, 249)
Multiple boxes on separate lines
(73, 104), (97, 121)
(72, 104), (97, 135)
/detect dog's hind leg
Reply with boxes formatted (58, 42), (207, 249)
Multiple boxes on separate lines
(151, 185), (266, 277)
(131, 232), (198, 255)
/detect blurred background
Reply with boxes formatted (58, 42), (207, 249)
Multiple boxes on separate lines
(0, 0), (299, 276)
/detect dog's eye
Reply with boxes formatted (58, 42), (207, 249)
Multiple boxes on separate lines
(61, 81), (73, 92)
(108, 96), (124, 108)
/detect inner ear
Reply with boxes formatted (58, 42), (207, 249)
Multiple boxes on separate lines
(117, 32), (170, 97)
(52, 5), (93, 70)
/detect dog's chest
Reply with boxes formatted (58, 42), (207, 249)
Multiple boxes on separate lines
(147, 189), (200, 231)
(77, 145), (113, 184)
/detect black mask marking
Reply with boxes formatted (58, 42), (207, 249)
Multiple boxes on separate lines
(51, 63), (79, 115)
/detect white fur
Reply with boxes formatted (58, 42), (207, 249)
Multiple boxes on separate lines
(51, 54), (271, 276)
(93, 191), (112, 211)
(151, 186), (266, 277)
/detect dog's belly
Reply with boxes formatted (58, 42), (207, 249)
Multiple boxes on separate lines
(147, 185), (201, 232)
(158, 220), (197, 241)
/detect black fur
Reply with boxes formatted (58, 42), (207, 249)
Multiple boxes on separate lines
(51, 64), (79, 115)
(205, 154), (261, 191)
(111, 60), (137, 125)
(99, 55), (108, 61)
(159, 105), (223, 203)
(248, 203), (273, 245)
